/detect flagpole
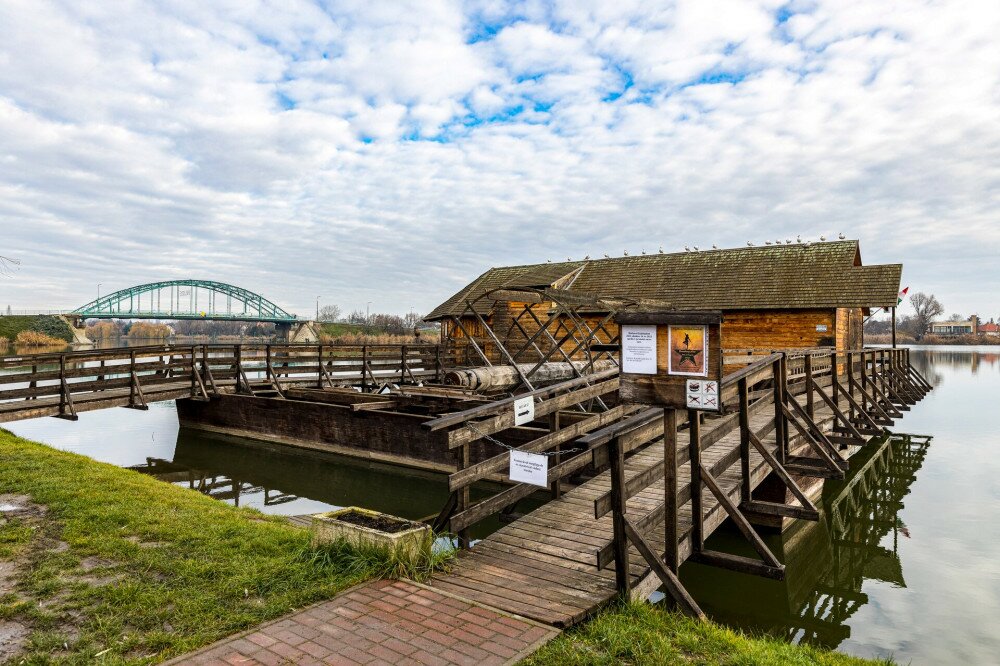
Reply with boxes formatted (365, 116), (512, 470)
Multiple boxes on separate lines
(891, 306), (897, 348)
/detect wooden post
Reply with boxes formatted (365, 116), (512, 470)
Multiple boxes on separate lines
(688, 408), (703, 554)
(361, 345), (368, 392)
(891, 306), (897, 349)
(457, 443), (471, 549)
(549, 412), (562, 499)
(317, 344), (324, 389)
(609, 434), (631, 595)
(663, 408), (679, 573)
(738, 377), (751, 505)
(772, 356), (785, 465)
(831, 350), (839, 410)
(805, 354), (815, 419)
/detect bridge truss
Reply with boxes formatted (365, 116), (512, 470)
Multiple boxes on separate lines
(72, 280), (298, 323)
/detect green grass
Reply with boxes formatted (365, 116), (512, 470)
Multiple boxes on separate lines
(317, 321), (367, 337)
(0, 315), (73, 344)
(525, 601), (890, 666)
(0, 429), (445, 664)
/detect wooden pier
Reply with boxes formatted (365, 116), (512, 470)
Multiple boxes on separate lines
(422, 347), (931, 626)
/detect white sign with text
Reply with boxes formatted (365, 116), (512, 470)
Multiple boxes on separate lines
(513, 396), (535, 426)
(621, 324), (658, 375)
(509, 450), (548, 487)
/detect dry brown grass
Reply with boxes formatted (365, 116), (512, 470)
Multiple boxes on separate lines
(0, 337), (8, 352)
(14, 330), (66, 346)
(317, 332), (426, 345)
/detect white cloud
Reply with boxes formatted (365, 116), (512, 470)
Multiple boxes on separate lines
(0, 0), (998, 318)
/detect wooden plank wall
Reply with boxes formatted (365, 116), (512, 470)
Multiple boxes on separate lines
(443, 307), (866, 368)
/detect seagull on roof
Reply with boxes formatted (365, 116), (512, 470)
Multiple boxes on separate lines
(765, 241), (772, 245)
(712, 244), (718, 249)
(786, 239), (792, 244)
(820, 235), (826, 241)
(684, 246), (690, 252)
(603, 253), (610, 258)
(641, 249), (646, 254)
(693, 246), (699, 251)
(624, 249), (629, 255)
(838, 232), (846, 239)
(584, 255), (590, 260)
(796, 235), (802, 243)
(747, 241), (754, 246)
(658, 245), (664, 253)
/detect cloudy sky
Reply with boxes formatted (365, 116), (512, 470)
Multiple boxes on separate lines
(1, 0), (998, 320)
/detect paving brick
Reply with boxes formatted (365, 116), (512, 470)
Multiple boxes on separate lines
(169, 579), (556, 666)
(245, 632), (277, 649)
(411, 650), (449, 666)
(339, 645), (376, 664)
(382, 637), (418, 656)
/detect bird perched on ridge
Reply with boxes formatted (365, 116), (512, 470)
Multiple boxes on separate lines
(684, 246), (690, 252)
(838, 232), (846, 239)
(712, 244), (718, 249)
(747, 241), (754, 246)
(820, 235), (826, 241)
(765, 241), (772, 245)
(624, 250), (629, 255)
(658, 246), (664, 253)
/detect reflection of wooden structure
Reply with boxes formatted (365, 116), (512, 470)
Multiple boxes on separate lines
(427, 242), (902, 379)
(129, 457), (299, 508)
(784, 435), (931, 648)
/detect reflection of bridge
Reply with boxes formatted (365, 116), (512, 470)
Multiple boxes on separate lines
(72, 280), (299, 323)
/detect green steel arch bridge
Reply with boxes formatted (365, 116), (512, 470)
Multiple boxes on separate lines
(71, 280), (300, 323)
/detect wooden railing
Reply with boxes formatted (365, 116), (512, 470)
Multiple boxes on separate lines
(0, 342), (446, 422)
(601, 347), (929, 615)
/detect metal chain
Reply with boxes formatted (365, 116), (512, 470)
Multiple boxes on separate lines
(467, 423), (582, 457)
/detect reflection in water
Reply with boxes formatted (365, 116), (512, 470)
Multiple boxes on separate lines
(126, 427), (534, 539)
(678, 435), (930, 651)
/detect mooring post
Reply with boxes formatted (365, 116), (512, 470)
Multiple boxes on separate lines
(361, 344), (368, 392)
(738, 377), (751, 505)
(609, 434), (630, 595)
(663, 408), (679, 573)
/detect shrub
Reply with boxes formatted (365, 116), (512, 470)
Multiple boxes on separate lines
(125, 322), (172, 339)
(14, 330), (66, 346)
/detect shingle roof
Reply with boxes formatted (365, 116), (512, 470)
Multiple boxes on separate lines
(426, 241), (902, 320)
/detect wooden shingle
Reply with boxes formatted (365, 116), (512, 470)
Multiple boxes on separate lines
(426, 241), (902, 319)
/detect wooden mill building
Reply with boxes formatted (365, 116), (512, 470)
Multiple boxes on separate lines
(427, 240), (902, 367)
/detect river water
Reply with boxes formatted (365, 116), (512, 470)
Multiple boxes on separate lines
(3, 346), (998, 664)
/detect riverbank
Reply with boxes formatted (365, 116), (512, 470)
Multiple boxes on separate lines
(0, 429), (380, 663)
(1, 428), (898, 665)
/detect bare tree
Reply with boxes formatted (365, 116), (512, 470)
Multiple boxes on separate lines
(909, 292), (944, 340)
(318, 304), (342, 322)
(0, 255), (20, 277)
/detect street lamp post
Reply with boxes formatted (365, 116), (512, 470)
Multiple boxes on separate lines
(366, 301), (372, 321)
(98, 283), (102, 301)
(316, 296), (320, 321)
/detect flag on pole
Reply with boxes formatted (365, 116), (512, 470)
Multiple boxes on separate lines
(897, 286), (909, 306)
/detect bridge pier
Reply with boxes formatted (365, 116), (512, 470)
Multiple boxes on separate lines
(59, 315), (92, 345)
(275, 320), (319, 343)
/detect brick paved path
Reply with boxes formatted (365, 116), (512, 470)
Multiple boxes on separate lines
(168, 579), (559, 666)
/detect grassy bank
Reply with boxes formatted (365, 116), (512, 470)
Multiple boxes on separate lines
(526, 602), (889, 666)
(0, 315), (73, 345)
(0, 430), (392, 664)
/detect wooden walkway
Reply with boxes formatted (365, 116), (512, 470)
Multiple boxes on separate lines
(427, 404), (841, 627)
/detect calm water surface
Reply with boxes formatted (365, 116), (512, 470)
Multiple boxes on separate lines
(4, 346), (999, 664)
(673, 347), (1000, 664)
